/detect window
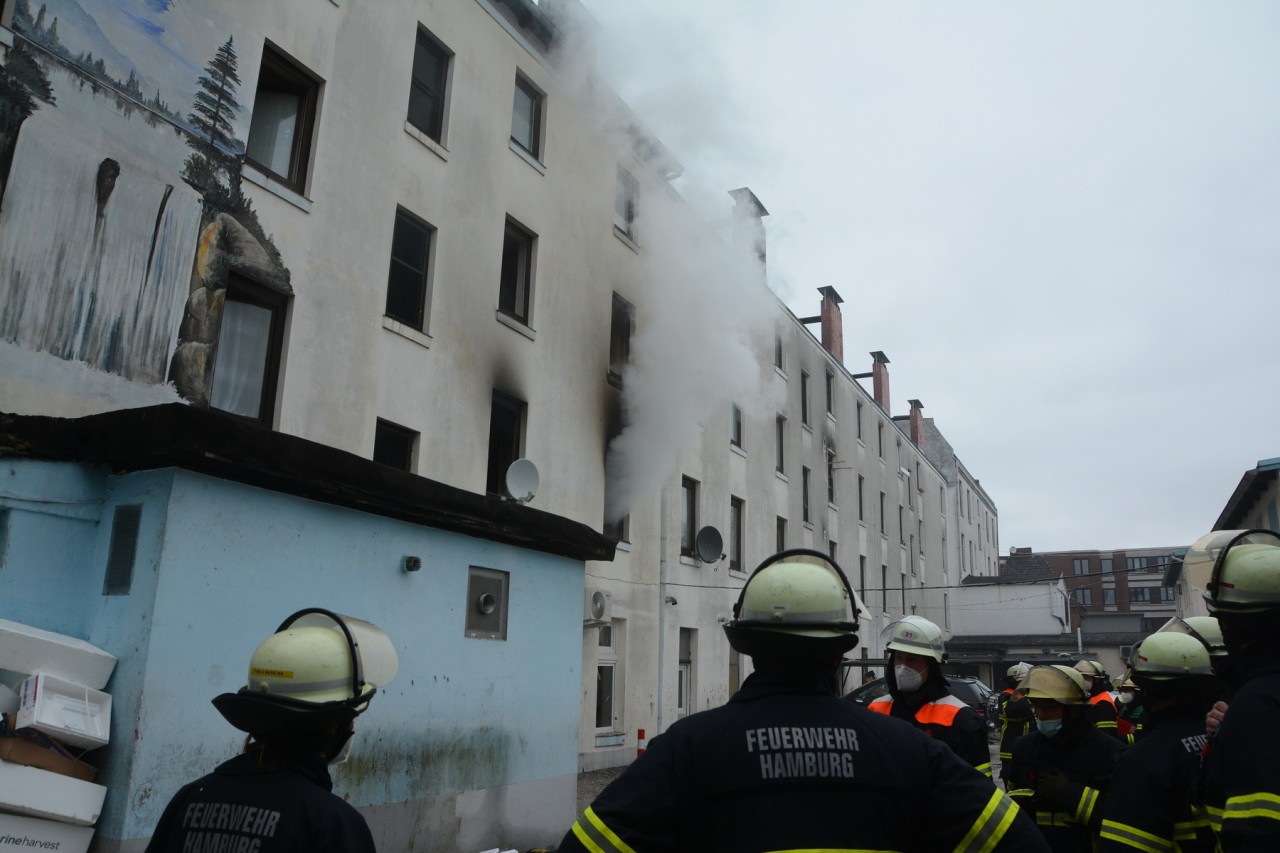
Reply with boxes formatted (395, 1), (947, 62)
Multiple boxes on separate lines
(829, 540), (837, 563)
(729, 497), (744, 572)
(1100, 558), (1113, 574)
(826, 449), (836, 505)
(879, 492), (887, 535)
(408, 29), (450, 142)
(210, 274), (287, 423)
(1103, 588), (1116, 607)
(385, 208), (434, 329)
(774, 334), (784, 370)
(245, 45), (319, 192)
(730, 404), (743, 448)
(859, 555), (867, 603)
(373, 419), (417, 471)
(510, 74), (543, 158)
(880, 565), (888, 612)
(800, 371), (810, 425)
(825, 372), (835, 415)
(801, 467), (811, 523)
(898, 505), (905, 545)
(680, 477), (698, 557)
(776, 517), (786, 551)
(856, 401), (864, 440)
(498, 218), (535, 324)
(614, 166), (638, 238)
(609, 294), (634, 384)
(604, 513), (629, 543)
(677, 629), (694, 719)
(1075, 587), (1093, 606)
(858, 475), (865, 521)
(486, 390), (525, 496)
(1073, 558), (1089, 576)
(595, 660), (616, 730)
(1160, 586), (1174, 602)
(1130, 587), (1152, 604)
(1126, 557), (1149, 572)
(877, 422), (884, 458)
(775, 415), (786, 473)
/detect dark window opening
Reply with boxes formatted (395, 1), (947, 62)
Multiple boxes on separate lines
(486, 390), (525, 496)
(609, 293), (634, 384)
(408, 29), (450, 141)
(511, 74), (543, 158)
(499, 219), (535, 323)
(373, 419), (417, 472)
(385, 208), (433, 329)
(680, 477), (698, 557)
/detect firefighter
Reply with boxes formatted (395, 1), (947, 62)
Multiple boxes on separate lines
(1006, 664), (1126, 852)
(1113, 674), (1143, 745)
(1098, 632), (1217, 852)
(1187, 528), (1280, 848)
(559, 549), (1048, 852)
(1157, 614), (1231, 738)
(864, 616), (991, 776)
(1074, 659), (1123, 742)
(998, 662), (1035, 785)
(145, 609), (398, 853)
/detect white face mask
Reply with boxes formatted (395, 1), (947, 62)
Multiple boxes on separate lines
(895, 665), (924, 692)
(1118, 691), (1135, 705)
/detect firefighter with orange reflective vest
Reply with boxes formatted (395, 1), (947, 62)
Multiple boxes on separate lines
(1186, 529), (1280, 848)
(1074, 659), (1124, 742)
(999, 662), (1035, 785)
(865, 616), (991, 776)
(1006, 664), (1126, 852)
(559, 550), (1048, 853)
(1097, 632), (1216, 852)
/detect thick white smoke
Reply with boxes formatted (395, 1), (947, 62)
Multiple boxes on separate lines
(604, 191), (779, 522)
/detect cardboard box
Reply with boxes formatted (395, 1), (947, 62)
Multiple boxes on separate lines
(0, 620), (116, 691)
(0, 715), (96, 782)
(0, 758), (106, 825)
(0, 812), (95, 853)
(16, 674), (111, 750)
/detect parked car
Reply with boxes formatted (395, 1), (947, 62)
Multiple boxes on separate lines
(844, 675), (997, 732)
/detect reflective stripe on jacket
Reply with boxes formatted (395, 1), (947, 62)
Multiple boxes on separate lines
(869, 693), (992, 777)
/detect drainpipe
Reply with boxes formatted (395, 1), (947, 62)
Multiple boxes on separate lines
(657, 487), (669, 736)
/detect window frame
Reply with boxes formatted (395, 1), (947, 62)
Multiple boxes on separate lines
(510, 72), (544, 159)
(608, 293), (634, 385)
(498, 217), (536, 325)
(408, 27), (451, 143)
(730, 404), (743, 448)
(373, 418), (417, 472)
(800, 371), (810, 426)
(680, 477), (699, 558)
(775, 415), (786, 473)
(209, 273), (288, 425)
(1073, 558), (1089, 576)
(614, 166), (639, 239)
(801, 466), (811, 523)
(486, 389), (526, 496)
(385, 207), (434, 330)
(729, 496), (744, 572)
(245, 44), (320, 194)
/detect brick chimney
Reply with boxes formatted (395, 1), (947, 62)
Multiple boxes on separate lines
(818, 286), (844, 364)
(871, 351), (890, 410)
(908, 399), (924, 447)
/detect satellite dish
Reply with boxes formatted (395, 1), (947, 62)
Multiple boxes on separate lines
(504, 458), (540, 502)
(695, 526), (724, 563)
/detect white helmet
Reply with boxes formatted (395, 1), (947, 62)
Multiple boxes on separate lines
(1129, 632), (1212, 680)
(1186, 529), (1280, 613)
(1157, 615), (1227, 659)
(1007, 662), (1032, 680)
(215, 609), (399, 737)
(881, 616), (946, 663)
(724, 550), (861, 658)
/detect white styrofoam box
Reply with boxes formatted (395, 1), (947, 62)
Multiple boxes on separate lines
(0, 758), (107, 825)
(16, 673), (111, 750)
(0, 620), (117, 690)
(0, 684), (16, 717)
(0, 812), (95, 853)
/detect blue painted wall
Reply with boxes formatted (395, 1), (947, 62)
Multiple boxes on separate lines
(0, 461), (584, 844)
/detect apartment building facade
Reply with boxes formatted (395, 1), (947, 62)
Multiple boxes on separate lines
(0, 0), (1003, 845)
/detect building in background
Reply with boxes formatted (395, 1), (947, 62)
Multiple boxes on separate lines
(0, 0), (1002, 846)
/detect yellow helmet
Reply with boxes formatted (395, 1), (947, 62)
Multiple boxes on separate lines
(1130, 632), (1212, 680)
(214, 609), (399, 736)
(882, 616), (946, 663)
(1020, 665), (1090, 705)
(724, 549), (860, 657)
(1187, 529), (1280, 613)
(1073, 659), (1106, 678)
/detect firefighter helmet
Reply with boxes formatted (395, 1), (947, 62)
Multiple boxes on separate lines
(881, 616), (946, 663)
(1129, 632), (1212, 680)
(1007, 662), (1032, 680)
(214, 608), (399, 737)
(724, 549), (860, 657)
(1186, 529), (1280, 613)
(1020, 665), (1090, 705)
(1073, 659), (1106, 678)
(1156, 615), (1227, 659)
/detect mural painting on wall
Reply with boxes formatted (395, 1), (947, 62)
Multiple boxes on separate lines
(0, 0), (291, 406)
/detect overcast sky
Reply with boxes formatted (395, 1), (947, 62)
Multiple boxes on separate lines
(577, 0), (1280, 553)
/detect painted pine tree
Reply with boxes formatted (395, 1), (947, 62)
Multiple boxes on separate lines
(182, 36), (243, 202)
